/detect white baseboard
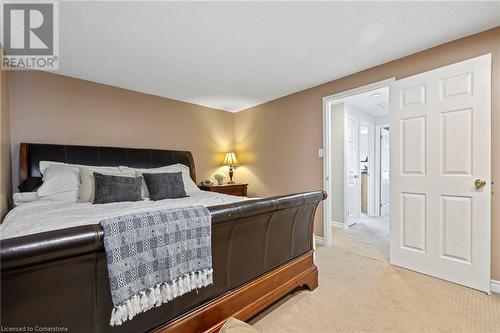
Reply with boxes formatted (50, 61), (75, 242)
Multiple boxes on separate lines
(332, 221), (344, 228)
(491, 279), (500, 293)
(314, 235), (324, 245)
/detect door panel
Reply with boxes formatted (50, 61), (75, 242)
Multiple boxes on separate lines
(441, 109), (472, 175)
(401, 192), (426, 252)
(441, 195), (472, 263)
(390, 54), (491, 292)
(401, 117), (426, 175)
(401, 84), (426, 107)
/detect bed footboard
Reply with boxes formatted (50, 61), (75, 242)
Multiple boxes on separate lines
(1, 191), (326, 333)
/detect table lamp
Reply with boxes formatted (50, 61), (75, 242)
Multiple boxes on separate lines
(222, 152), (238, 184)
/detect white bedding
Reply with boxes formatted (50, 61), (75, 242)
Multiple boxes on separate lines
(0, 191), (248, 240)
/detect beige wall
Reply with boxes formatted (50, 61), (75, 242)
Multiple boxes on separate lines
(1, 68), (11, 220)
(9, 71), (234, 190)
(234, 27), (500, 279)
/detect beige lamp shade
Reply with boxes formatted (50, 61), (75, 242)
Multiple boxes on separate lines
(222, 152), (238, 166)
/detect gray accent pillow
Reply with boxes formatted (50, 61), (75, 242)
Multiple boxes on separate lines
(93, 173), (142, 204)
(142, 172), (187, 200)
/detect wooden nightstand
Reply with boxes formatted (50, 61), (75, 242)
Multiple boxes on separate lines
(198, 183), (248, 197)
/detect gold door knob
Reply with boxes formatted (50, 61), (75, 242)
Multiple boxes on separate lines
(474, 179), (487, 189)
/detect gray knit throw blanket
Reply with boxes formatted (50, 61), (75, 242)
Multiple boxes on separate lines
(100, 206), (213, 326)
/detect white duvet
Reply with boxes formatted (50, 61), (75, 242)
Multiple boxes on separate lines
(0, 191), (248, 240)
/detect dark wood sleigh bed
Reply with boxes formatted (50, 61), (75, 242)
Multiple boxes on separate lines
(1, 143), (326, 333)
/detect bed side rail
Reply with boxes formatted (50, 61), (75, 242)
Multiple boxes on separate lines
(1, 191), (326, 270)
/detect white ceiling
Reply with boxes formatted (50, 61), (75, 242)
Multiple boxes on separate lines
(57, 1), (500, 112)
(347, 87), (389, 118)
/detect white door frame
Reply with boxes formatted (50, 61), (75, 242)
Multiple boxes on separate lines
(375, 123), (389, 216)
(322, 78), (395, 247)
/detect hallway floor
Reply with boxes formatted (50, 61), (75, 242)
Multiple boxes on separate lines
(331, 215), (390, 262)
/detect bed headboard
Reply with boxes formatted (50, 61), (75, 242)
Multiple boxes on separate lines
(19, 143), (196, 183)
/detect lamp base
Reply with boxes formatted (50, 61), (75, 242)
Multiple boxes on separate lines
(228, 166), (235, 184)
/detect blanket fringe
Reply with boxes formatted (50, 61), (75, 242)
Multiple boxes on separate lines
(109, 268), (213, 326)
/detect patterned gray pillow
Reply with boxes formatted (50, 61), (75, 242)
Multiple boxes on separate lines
(93, 173), (142, 204)
(142, 172), (187, 200)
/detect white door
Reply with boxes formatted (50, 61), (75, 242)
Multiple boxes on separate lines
(380, 127), (390, 216)
(346, 115), (360, 226)
(390, 54), (491, 292)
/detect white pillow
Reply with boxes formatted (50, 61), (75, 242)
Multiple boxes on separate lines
(13, 191), (79, 206)
(36, 165), (80, 202)
(39, 160), (67, 175)
(120, 164), (200, 196)
(79, 166), (135, 202)
(13, 192), (39, 206)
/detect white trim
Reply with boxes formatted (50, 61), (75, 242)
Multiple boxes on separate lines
(322, 96), (332, 246)
(314, 236), (325, 245)
(323, 78), (396, 103)
(343, 111), (347, 229)
(491, 280), (500, 294)
(322, 78), (395, 248)
(374, 123), (389, 216)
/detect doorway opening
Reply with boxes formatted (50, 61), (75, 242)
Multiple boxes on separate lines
(322, 78), (393, 261)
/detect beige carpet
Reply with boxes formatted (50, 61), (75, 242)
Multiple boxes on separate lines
(331, 216), (390, 262)
(249, 219), (500, 333)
